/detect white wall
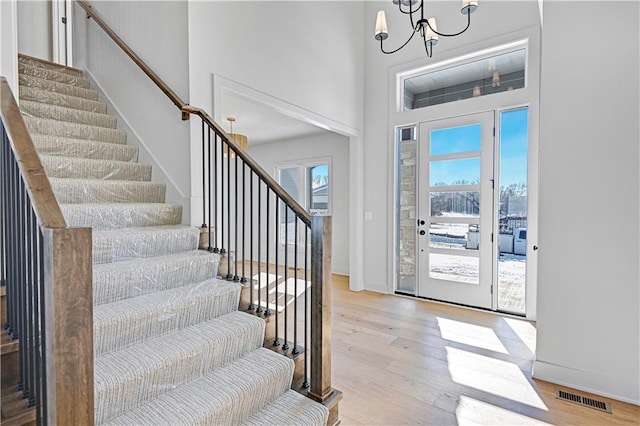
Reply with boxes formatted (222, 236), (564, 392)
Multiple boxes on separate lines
(187, 1), (365, 284)
(72, 1), (191, 221)
(534, 1), (640, 404)
(17, 0), (51, 61)
(363, 1), (542, 293)
(249, 132), (350, 275)
(0, 0), (18, 93)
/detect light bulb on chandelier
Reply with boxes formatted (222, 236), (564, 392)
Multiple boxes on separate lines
(374, 0), (478, 58)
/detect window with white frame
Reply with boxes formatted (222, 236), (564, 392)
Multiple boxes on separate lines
(277, 159), (331, 216)
(277, 158), (331, 244)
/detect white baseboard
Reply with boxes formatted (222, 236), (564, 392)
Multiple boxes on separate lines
(533, 359), (640, 406)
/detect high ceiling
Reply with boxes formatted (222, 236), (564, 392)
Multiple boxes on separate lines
(218, 92), (327, 146)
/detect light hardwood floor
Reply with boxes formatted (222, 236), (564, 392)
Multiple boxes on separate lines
(331, 275), (640, 425)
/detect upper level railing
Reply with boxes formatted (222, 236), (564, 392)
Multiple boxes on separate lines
(1, 76), (94, 425)
(77, 0), (340, 416)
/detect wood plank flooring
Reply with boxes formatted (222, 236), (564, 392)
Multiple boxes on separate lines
(331, 275), (640, 425)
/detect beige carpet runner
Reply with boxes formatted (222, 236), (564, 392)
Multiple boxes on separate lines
(16, 53), (328, 426)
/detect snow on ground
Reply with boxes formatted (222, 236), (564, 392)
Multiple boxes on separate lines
(427, 214), (526, 312)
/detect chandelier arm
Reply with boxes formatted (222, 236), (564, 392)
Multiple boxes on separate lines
(380, 28), (419, 55)
(428, 12), (471, 37)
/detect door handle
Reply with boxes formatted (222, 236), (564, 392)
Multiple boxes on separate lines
(419, 230), (426, 235)
(417, 219), (426, 226)
(533, 245), (538, 251)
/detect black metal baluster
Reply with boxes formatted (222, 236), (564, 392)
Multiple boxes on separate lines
(26, 200), (36, 408)
(303, 225), (309, 388)
(257, 182), (262, 313)
(207, 124), (212, 251)
(0, 132), (10, 333)
(220, 136), (225, 257)
(226, 141), (232, 279)
(293, 218), (299, 355)
(273, 196), (280, 347)
(241, 162), (247, 283)
(17, 175), (28, 398)
(265, 188), (271, 316)
(249, 171), (254, 310)
(213, 131), (219, 253)
(233, 152), (239, 281)
(201, 120), (206, 229)
(6, 150), (16, 339)
(37, 227), (47, 424)
(282, 207), (289, 352)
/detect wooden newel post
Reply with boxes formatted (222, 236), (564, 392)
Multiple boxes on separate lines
(44, 227), (94, 425)
(309, 216), (342, 425)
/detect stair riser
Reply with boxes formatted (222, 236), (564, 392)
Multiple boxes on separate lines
(62, 204), (182, 230)
(50, 179), (166, 204)
(23, 116), (126, 145)
(19, 63), (91, 88)
(21, 100), (116, 129)
(18, 54), (83, 77)
(92, 227), (200, 264)
(19, 86), (107, 114)
(19, 75), (98, 101)
(93, 252), (219, 305)
(95, 313), (265, 423)
(94, 281), (242, 356)
(41, 156), (151, 181)
(33, 135), (139, 162)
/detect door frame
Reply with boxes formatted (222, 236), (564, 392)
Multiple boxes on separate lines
(388, 27), (541, 320)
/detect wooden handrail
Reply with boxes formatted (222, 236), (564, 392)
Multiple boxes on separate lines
(76, 0), (188, 114)
(0, 77), (66, 229)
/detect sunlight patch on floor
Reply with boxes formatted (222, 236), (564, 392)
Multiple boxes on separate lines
(503, 317), (537, 355)
(250, 273), (310, 312)
(437, 317), (509, 354)
(445, 346), (547, 410)
(455, 396), (552, 425)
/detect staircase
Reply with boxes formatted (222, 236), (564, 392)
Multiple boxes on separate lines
(4, 53), (329, 425)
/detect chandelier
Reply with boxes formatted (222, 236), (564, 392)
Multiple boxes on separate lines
(374, 0), (478, 58)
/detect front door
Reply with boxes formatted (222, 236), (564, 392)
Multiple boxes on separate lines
(417, 112), (494, 309)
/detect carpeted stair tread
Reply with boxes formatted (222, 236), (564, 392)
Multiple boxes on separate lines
(94, 278), (243, 356)
(19, 74), (98, 100)
(95, 312), (266, 424)
(23, 116), (126, 144)
(41, 155), (150, 181)
(32, 134), (138, 162)
(93, 250), (219, 305)
(103, 347), (293, 426)
(19, 86), (108, 114)
(18, 53), (83, 77)
(19, 62), (91, 88)
(242, 390), (329, 426)
(50, 178), (165, 204)
(92, 226), (200, 264)
(61, 203), (182, 230)
(20, 100), (116, 129)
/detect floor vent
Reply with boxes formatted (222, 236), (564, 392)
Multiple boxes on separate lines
(555, 389), (612, 413)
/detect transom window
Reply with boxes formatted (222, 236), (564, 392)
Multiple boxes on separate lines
(402, 43), (527, 111)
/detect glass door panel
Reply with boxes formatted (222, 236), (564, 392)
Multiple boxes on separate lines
(417, 112), (494, 309)
(496, 108), (528, 314)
